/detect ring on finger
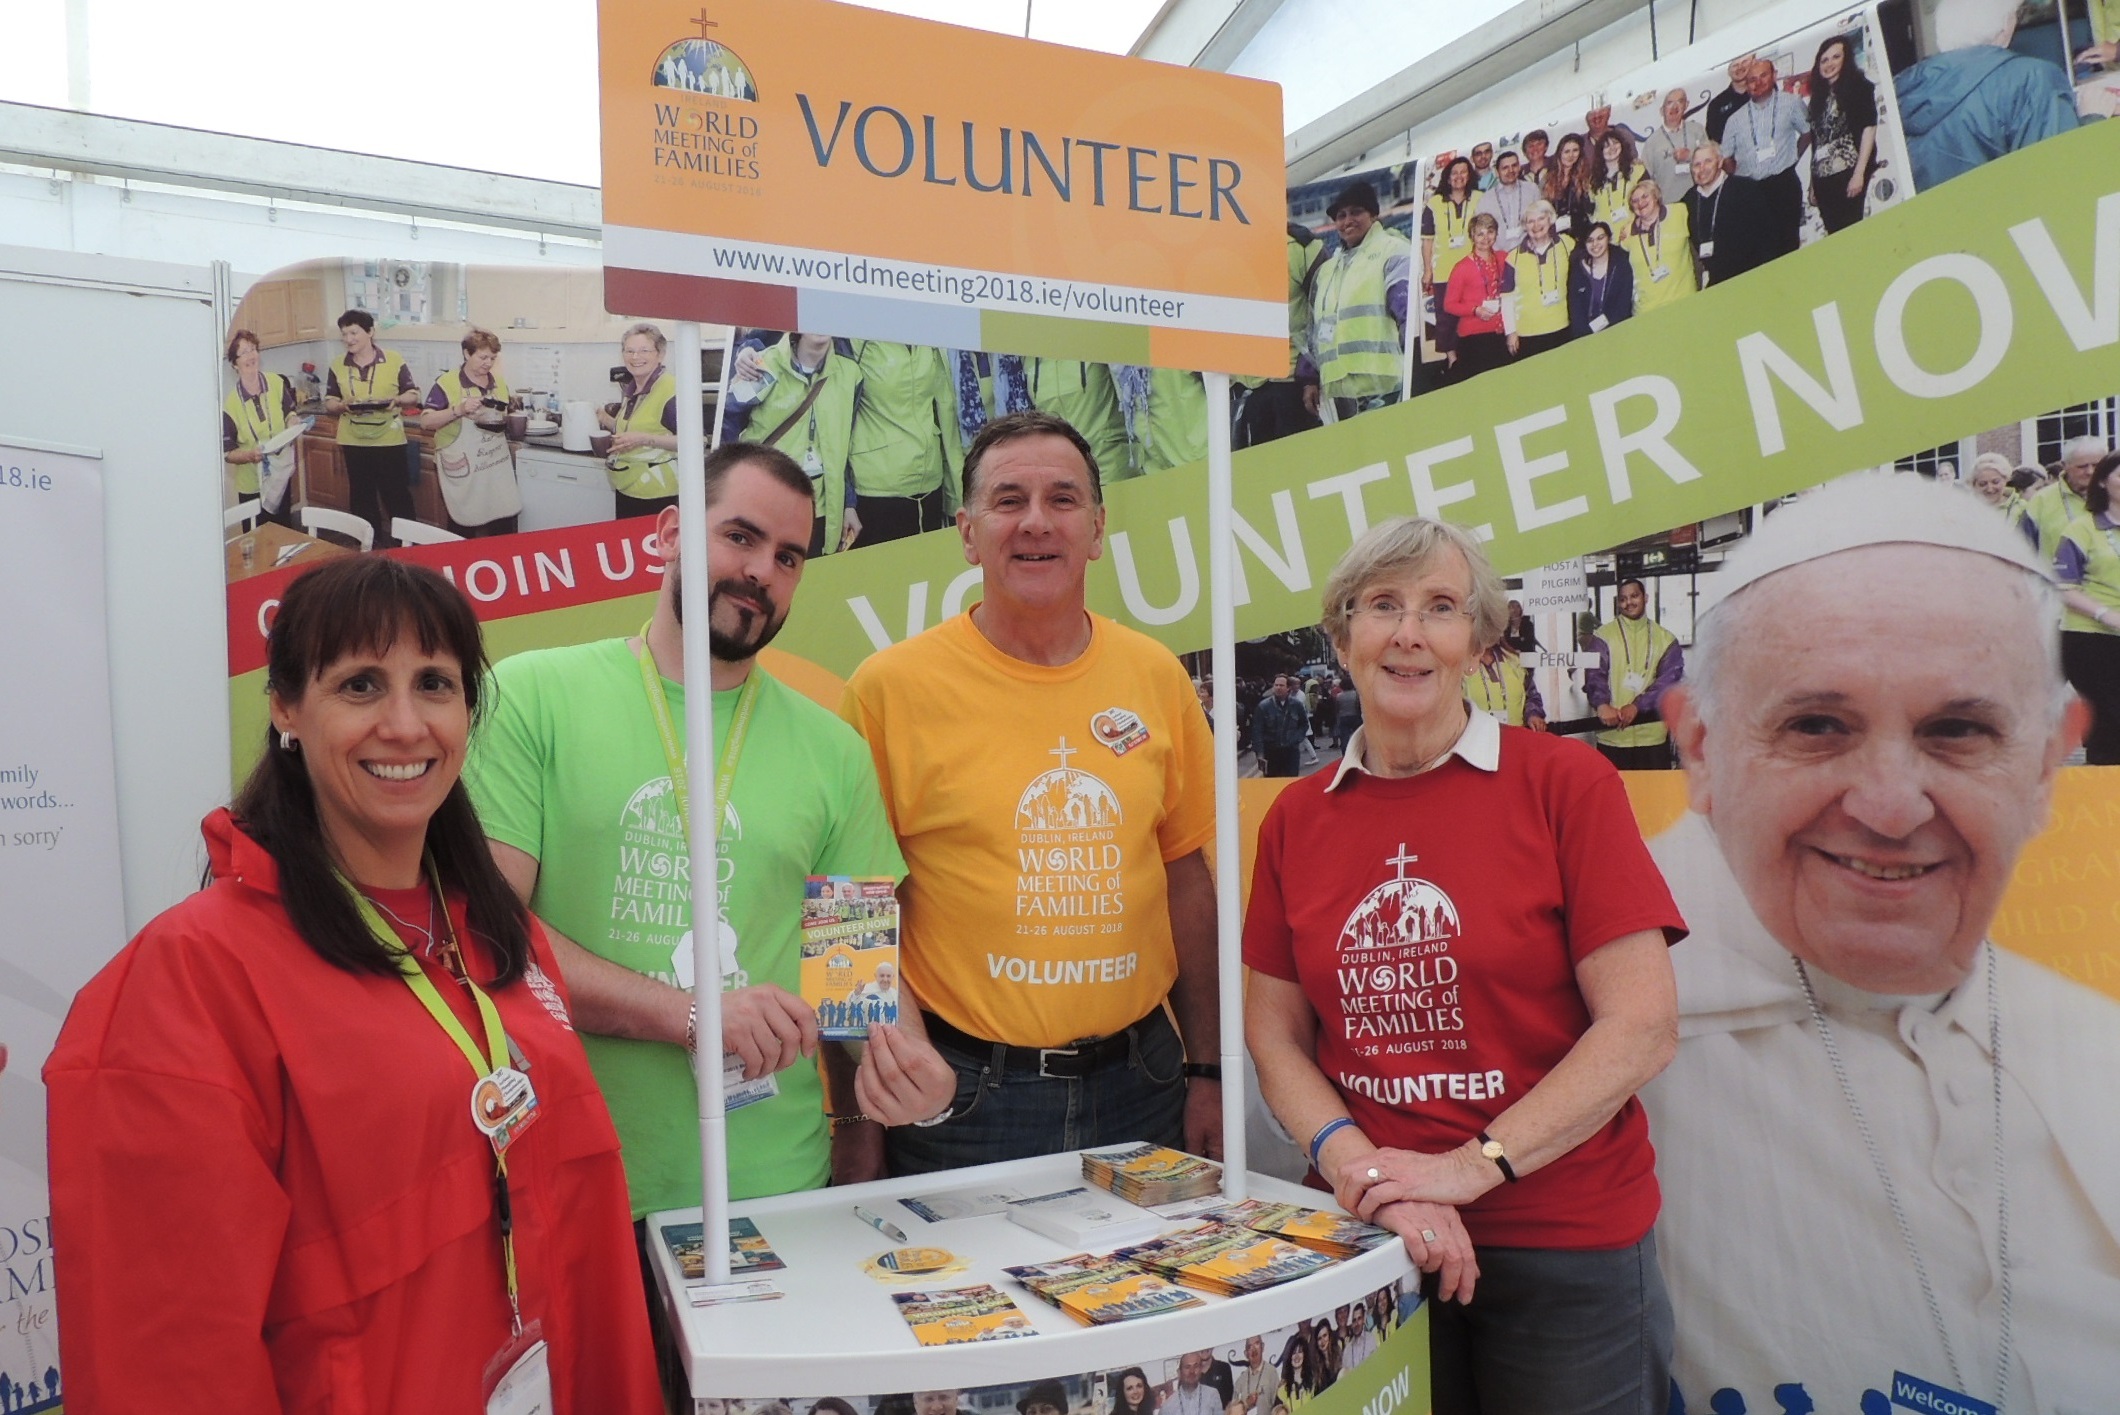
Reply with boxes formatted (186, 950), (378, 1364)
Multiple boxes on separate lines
(1365, 1166), (1381, 1181)
(1420, 1228), (1439, 1243)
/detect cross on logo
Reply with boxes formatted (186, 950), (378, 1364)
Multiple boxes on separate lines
(690, 7), (718, 37)
(1049, 738), (1078, 772)
(1386, 843), (1420, 880)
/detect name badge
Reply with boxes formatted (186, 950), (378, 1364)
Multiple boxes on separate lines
(1622, 671), (1647, 694)
(1588, 314), (1609, 332)
(1541, 289), (1562, 306)
(719, 1052), (780, 1111)
(1091, 706), (1152, 757)
(471, 1067), (541, 1157)
(1651, 265), (1671, 282)
(484, 1324), (552, 1415)
(1555, 215), (1572, 230)
(1449, 235), (1467, 249)
(1699, 239), (1716, 258)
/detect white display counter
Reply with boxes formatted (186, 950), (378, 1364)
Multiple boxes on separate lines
(647, 1150), (1422, 1407)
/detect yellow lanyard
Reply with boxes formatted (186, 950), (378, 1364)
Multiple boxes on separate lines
(634, 621), (762, 846)
(235, 376), (280, 445)
(1440, 197), (1469, 241)
(1529, 242), (1563, 295)
(1632, 222), (1663, 267)
(620, 368), (665, 430)
(347, 872), (527, 1332)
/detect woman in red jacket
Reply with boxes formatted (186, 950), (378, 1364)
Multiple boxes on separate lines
(1442, 212), (1517, 384)
(47, 555), (662, 1414)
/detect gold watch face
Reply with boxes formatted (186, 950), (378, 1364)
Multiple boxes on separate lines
(1481, 1140), (1506, 1161)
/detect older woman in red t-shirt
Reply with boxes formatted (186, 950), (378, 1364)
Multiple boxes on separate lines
(1440, 212), (1516, 384)
(1244, 515), (1684, 1415)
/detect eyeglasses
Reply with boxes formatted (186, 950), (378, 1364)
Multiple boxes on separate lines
(1346, 599), (1474, 630)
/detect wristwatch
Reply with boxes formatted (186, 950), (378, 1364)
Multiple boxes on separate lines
(1477, 1130), (1518, 1183)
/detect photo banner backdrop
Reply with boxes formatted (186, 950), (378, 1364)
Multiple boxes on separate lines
(210, 23), (2120, 1412)
(772, 117), (2120, 672)
(596, 0), (1289, 374)
(1, 438), (125, 1413)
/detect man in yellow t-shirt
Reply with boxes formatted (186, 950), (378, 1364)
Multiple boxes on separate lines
(841, 410), (1223, 1176)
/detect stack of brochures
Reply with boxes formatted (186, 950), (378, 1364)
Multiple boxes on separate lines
(1210, 1198), (1397, 1259)
(1111, 1221), (1336, 1297)
(1081, 1142), (1223, 1206)
(1005, 1186), (1169, 1249)
(660, 1216), (785, 1281)
(890, 1284), (1038, 1346)
(1003, 1253), (1205, 1326)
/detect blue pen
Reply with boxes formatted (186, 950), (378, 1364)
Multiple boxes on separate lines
(854, 1204), (910, 1243)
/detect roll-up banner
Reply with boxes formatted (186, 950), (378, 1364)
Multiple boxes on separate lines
(3, 438), (123, 1413)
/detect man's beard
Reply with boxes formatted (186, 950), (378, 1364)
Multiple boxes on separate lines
(672, 564), (786, 660)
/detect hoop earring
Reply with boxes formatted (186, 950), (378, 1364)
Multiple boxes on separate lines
(279, 731), (299, 752)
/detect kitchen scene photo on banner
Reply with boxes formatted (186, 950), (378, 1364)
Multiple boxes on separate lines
(220, 259), (700, 569)
(1411, 6), (1912, 390)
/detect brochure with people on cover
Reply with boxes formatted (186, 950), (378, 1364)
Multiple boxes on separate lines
(799, 875), (900, 1039)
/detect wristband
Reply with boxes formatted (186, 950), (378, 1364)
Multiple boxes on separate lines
(1308, 1116), (1357, 1172)
(683, 1002), (697, 1053)
(1182, 1062), (1222, 1082)
(912, 1106), (955, 1129)
(1478, 1130), (1518, 1183)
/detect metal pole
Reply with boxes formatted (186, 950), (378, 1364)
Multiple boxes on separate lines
(676, 319), (731, 1285)
(1203, 371), (1248, 1199)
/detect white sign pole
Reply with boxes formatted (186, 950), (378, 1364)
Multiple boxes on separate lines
(675, 321), (732, 1285)
(1203, 373), (1249, 1198)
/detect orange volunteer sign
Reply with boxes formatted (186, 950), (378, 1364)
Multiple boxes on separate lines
(598, 0), (1289, 375)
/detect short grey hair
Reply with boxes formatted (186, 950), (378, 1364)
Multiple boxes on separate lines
(1322, 517), (1508, 653)
(621, 322), (668, 354)
(2062, 434), (2110, 463)
(1526, 198), (1558, 225)
(1933, 0), (2019, 51)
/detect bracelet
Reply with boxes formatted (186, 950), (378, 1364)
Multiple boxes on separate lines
(1478, 1129), (1519, 1184)
(827, 1111), (873, 1131)
(912, 1106), (955, 1129)
(1182, 1062), (1222, 1082)
(683, 1002), (697, 1053)
(1308, 1116), (1357, 1172)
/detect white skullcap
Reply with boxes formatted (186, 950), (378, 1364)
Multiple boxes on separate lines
(1715, 471), (2049, 604)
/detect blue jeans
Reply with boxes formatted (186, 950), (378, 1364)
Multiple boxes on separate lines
(885, 1008), (1188, 1175)
(1427, 1232), (1674, 1415)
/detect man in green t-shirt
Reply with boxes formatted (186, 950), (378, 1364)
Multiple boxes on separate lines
(467, 442), (953, 1397)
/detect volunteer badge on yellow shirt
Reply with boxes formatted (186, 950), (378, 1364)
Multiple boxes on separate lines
(1089, 707), (1151, 757)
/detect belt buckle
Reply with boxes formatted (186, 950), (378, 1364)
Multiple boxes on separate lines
(1036, 1045), (1083, 1079)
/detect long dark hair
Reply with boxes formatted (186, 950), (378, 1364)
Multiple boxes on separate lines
(1590, 127), (1639, 191)
(1544, 132), (1592, 203)
(233, 555), (532, 983)
(1807, 33), (1876, 127)
(2087, 451), (2120, 517)
(1109, 1367), (1156, 1415)
(1278, 1329), (1320, 1394)
(1437, 156), (1476, 202)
